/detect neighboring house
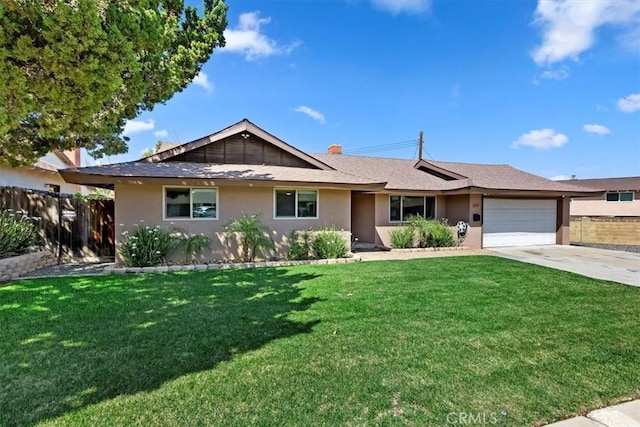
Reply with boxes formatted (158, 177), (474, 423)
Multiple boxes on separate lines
(559, 176), (640, 246)
(60, 119), (600, 260)
(0, 149), (82, 194)
(559, 177), (640, 217)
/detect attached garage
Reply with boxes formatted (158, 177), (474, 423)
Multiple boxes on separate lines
(483, 198), (557, 248)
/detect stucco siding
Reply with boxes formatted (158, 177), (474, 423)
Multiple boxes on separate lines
(0, 166), (78, 194)
(570, 193), (640, 217)
(445, 194), (469, 224)
(557, 197), (570, 245)
(114, 183), (351, 261)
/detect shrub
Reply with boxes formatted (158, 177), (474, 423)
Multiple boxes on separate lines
(425, 218), (457, 248)
(405, 215), (457, 248)
(407, 214), (431, 248)
(119, 223), (181, 267)
(312, 225), (348, 259)
(224, 214), (275, 262)
(389, 225), (415, 248)
(287, 229), (313, 260)
(180, 234), (212, 264)
(0, 209), (39, 258)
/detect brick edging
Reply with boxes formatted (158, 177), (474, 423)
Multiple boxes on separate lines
(0, 251), (57, 283)
(388, 246), (468, 253)
(105, 256), (363, 275)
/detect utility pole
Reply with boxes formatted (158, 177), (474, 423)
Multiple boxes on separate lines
(418, 131), (424, 160)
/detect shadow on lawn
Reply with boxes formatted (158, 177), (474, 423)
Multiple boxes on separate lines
(0, 268), (322, 426)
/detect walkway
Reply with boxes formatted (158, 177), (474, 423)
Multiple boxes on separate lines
(545, 400), (640, 427)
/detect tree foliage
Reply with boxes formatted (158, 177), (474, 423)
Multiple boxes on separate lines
(0, 0), (227, 166)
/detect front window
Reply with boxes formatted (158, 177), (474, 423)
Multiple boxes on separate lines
(165, 187), (217, 219)
(46, 184), (60, 193)
(390, 195), (435, 221)
(275, 190), (318, 218)
(606, 192), (634, 202)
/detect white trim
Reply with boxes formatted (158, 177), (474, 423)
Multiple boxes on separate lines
(388, 195), (437, 223)
(273, 188), (319, 220)
(162, 185), (219, 221)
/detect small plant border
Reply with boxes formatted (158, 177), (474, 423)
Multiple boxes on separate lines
(105, 255), (363, 275)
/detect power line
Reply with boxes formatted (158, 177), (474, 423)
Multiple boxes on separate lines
(343, 138), (418, 155)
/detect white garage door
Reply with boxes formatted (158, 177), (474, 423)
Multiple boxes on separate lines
(483, 199), (557, 248)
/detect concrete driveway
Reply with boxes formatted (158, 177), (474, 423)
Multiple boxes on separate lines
(491, 245), (640, 287)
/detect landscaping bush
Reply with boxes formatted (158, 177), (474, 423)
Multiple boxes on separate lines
(180, 234), (212, 264)
(312, 225), (348, 259)
(225, 214), (275, 262)
(407, 214), (430, 247)
(119, 222), (181, 267)
(287, 229), (313, 260)
(425, 218), (457, 247)
(405, 215), (457, 248)
(0, 209), (39, 258)
(389, 225), (415, 248)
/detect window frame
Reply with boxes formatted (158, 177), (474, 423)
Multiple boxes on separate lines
(273, 188), (319, 220)
(45, 183), (61, 194)
(605, 191), (635, 202)
(389, 195), (436, 223)
(162, 185), (219, 221)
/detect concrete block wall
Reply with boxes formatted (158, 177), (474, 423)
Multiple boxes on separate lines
(570, 216), (640, 245)
(0, 251), (57, 282)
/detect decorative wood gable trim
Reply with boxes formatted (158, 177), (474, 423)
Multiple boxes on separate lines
(414, 159), (467, 181)
(143, 119), (334, 170)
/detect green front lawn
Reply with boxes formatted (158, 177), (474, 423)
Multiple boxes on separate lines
(1, 256), (639, 426)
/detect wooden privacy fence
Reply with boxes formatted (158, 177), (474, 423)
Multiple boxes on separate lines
(0, 186), (115, 260)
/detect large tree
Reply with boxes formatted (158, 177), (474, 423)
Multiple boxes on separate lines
(0, 0), (227, 166)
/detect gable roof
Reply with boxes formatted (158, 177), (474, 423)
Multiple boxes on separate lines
(558, 176), (640, 192)
(25, 150), (76, 173)
(59, 119), (603, 196)
(313, 154), (602, 194)
(145, 119), (333, 171)
(312, 154), (467, 191)
(428, 160), (598, 192)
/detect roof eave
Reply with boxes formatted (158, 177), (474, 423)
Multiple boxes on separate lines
(413, 159), (468, 180)
(459, 187), (606, 197)
(59, 169), (386, 191)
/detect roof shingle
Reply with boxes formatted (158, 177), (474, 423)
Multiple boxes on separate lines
(558, 176), (640, 191)
(60, 161), (384, 186)
(313, 154), (601, 193)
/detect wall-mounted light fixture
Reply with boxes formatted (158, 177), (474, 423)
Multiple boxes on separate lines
(240, 133), (250, 139)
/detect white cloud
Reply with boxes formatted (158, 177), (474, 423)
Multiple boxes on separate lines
(617, 93), (640, 113)
(531, 0), (640, 65)
(511, 128), (569, 149)
(550, 174), (571, 181)
(294, 106), (326, 124)
(123, 119), (155, 136)
(369, 0), (431, 14)
(223, 11), (301, 61)
(583, 123), (611, 135)
(533, 66), (570, 84)
(153, 129), (169, 138)
(193, 71), (214, 93)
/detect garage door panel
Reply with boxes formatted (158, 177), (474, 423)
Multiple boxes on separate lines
(483, 199), (556, 248)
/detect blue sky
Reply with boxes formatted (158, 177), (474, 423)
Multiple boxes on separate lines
(107, 0), (640, 180)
